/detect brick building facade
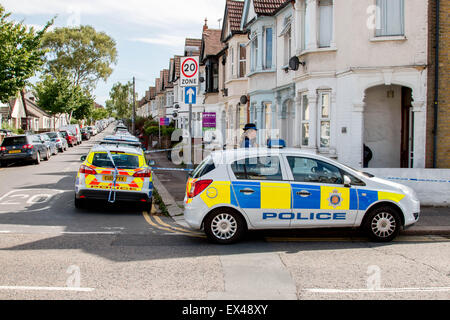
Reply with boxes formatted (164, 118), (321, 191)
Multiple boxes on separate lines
(427, 0), (449, 168)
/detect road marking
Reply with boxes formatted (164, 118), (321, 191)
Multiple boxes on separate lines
(142, 211), (205, 238)
(0, 286), (94, 292)
(152, 215), (204, 236)
(265, 235), (450, 243)
(302, 287), (450, 294)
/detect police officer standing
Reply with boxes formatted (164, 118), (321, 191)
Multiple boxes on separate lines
(240, 123), (258, 148)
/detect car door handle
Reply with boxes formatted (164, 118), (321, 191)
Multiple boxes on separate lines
(296, 191), (311, 197)
(240, 188), (255, 194)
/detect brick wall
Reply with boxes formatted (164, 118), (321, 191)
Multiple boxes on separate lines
(427, 0), (450, 168)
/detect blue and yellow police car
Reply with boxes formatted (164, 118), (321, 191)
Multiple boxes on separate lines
(184, 148), (420, 244)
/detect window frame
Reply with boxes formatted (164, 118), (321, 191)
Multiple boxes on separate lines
(263, 27), (273, 70)
(375, 0), (405, 37)
(300, 93), (310, 147)
(238, 43), (247, 78)
(284, 155), (344, 185)
(318, 91), (331, 149)
(230, 155), (286, 181)
(318, 0), (333, 48)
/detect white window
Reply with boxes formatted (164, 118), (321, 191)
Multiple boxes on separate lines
(300, 94), (309, 147)
(251, 34), (258, 72)
(302, 1), (309, 51)
(263, 27), (273, 70)
(319, 92), (331, 148)
(319, 0), (333, 47)
(376, 0), (404, 37)
(230, 47), (235, 78)
(238, 43), (246, 78)
(280, 15), (292, 65)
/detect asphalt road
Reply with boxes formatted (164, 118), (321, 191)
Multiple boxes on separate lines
(0, 126), (449, 300)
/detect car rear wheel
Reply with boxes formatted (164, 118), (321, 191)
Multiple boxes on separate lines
(44, 149), (50, 161)
(204, 208), (246, 244)
(74, 197), (85, 209)
(35, 152), (40, 165)
(364, 206), (401, 242)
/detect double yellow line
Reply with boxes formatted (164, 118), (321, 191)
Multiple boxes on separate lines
(142, 211), (206, 238)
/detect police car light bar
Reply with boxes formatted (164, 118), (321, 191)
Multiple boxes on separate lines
(267, 139), (286, 149)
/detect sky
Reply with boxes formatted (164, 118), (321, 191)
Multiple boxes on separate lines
(1, 0), (227, 105)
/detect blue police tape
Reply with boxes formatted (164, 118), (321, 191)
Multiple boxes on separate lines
(383, 177), (450, 183)
(151, 167), (194, 172)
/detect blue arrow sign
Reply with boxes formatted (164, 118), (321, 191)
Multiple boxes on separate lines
(184, 87), (197, 105)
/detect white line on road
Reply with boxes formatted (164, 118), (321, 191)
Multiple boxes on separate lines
(0, 286), (94, 292)
(303, 287), (450, 294)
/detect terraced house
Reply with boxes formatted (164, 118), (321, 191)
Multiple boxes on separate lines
(139, 0), (445, 170)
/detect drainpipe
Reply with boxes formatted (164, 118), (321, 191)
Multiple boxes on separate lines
(433, 0), (440, 168)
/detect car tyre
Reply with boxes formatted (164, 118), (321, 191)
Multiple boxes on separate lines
(35, 152), (41, 165)
(140, 200), (153, 213)
(204, 208), (246, 244)
(74, 197), (85, 209)
(44, 149), (50, 161)
(364, 206), (401, 242)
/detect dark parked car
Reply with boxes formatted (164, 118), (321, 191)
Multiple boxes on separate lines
(0, 129), (13, 137)
(81, 128), (91, 141)
(0, 135), (49, 166)
(60, 130), (78, 147)
(39, 133), (58, 156)
(45, 132), (68, 153)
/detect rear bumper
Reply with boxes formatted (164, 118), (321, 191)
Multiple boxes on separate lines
(76, 189), (152, 203)
(0, 152), (35, 162)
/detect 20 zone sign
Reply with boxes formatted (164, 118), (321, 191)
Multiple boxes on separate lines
(180, 57), (199, 87)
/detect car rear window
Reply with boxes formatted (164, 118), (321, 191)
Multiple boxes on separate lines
(91, 152), (140, 169)
(191, 157), (215, 179)
(47, 132), (57, 139)
(1, 137), (28, 146)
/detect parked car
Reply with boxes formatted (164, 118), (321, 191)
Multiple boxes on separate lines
(45, 132), (68, 153)
(0, 135), (50, 166)
(60, 125), (82, 145)
(39, 133), (58, 156)
(81, 128), (91, 141)
(60, 130), (78, 147)
(0, 129), (13, 137)
(86, 126), (97, 136)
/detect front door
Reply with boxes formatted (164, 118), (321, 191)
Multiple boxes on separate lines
(284, 156), (358, 228)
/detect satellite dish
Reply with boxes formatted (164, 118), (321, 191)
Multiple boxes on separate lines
(173, 112), (178, 118)
(240, 95), (248, 105)
(174, 104), (180, 109)
(289, 56), (300, 71)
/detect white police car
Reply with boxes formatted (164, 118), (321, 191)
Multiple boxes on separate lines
(184, 148), (420, 244)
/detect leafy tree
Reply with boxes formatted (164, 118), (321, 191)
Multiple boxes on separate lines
(42, 25), (117, 89)
(106, 82), (133, 119)
(0, 5), (53, 103)
(91, 107), (108, 121)
(33, 72), (94, 126)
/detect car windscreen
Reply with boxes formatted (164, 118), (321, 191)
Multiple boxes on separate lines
(60, 131), (68, 137)
(1, 136), (28, 146)
(91, 152), (140, 169)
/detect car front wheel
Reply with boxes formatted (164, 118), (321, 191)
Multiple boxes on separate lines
(364, 206), (401, 242)
(204, 209), (246, 244)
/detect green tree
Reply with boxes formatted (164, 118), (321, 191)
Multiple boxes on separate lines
(42, 25), (117, 89)
(91, 107), (108, 121)
(106, 82), (133, 119)
(33, 72), (94, 126)
(0, 5), (53, 103)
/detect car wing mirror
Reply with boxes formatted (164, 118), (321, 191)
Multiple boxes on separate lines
(343, 175), (352, 188)
(80, 155), (87, 162)
(147, 159), (156, 166)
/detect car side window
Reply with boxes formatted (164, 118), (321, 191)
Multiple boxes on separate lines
(231, 156), (283, 181)
(286, 156), (343, 185)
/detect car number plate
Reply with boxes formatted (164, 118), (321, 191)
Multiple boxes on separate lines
(103, 175), (127, 182)
(8, 150), (21, 154)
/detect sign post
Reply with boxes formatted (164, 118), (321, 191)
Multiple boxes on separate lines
(180, 57), (199, 168)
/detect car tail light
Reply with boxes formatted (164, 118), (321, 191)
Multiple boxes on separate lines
(56, 139), (61, 142)
(187, 180), (213, 198)
(0, 146), (6, 151)
(23, 144), (34, 149)
(133, 168), (152, 178)
(79, 165), (97, 175)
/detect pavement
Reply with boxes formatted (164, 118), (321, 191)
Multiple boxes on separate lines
(147, 150), (450, 237)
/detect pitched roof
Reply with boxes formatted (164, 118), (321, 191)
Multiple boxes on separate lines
(227, 0), (245, 32)
(253, 0), (290, 15)
(201, 29), (224, 61)
(162, 69), (172, 89)
(184, 38), (202, 56)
